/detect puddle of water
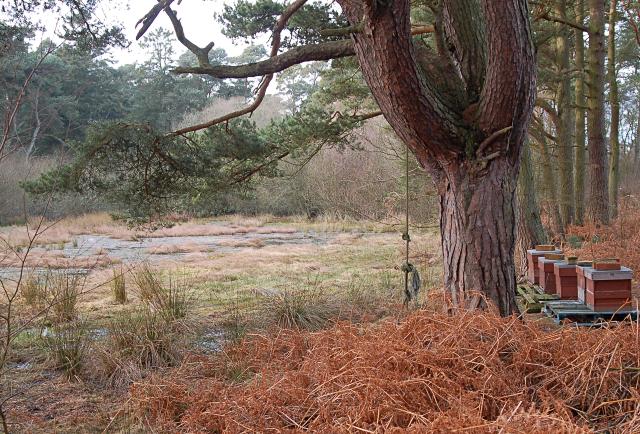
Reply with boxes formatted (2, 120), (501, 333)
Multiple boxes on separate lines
(8, 361), (33, 371)
(197, 329), (226, 353)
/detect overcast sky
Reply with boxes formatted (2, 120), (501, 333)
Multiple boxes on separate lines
(22, 0), (254, 65)
(103, 0), (254, 64)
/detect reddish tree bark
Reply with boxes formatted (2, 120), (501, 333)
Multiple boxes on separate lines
(336, 0), (536, 315)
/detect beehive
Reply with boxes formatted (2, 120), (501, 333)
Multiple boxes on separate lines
(554, 260), (578, 300)
(576, 262), (591, 303)
(538, 254), (564, 294)
(526, 247), (562, 285)
(593, 258), (621, 271)
(577, 265), (633, 312)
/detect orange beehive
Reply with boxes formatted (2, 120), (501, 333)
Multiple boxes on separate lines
(554, 261), (578, 300)
(578, 266), (633, 312)
(538, 255), (564, 294)
(593, 259), (621, 271)
(526, 247), (562, 285)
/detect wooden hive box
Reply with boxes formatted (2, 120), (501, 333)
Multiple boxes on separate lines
(581, 266), (633, 312)
(554, 261), (578, 300)
(526, 247), (561, 285)
(538, 254), (564, 295)
(576, 262), (591, 304)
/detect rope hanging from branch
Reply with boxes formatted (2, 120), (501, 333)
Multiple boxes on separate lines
(402, 144), (421, 308)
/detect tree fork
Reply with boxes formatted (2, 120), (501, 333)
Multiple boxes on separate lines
(337, 0), (536, 315)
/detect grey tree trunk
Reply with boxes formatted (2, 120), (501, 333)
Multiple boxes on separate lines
(554, 0), (575, 226)
(586, 0), (610, 224)
(607, 0), (620, 218)
(635, 99), (640, 171)
(516, 138), (546, 277)
(574, 0), (587, 225)
(539, 132), (564, 236)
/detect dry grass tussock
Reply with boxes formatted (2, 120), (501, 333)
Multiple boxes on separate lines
(144, 243), (214, 255)
(132, 309), (640, 433)
(216, 238), (266, 249)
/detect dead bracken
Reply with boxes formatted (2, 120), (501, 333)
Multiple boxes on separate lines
(132, 309), (640, 433)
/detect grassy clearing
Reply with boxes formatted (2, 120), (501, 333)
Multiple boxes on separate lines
(2, 215), (443, 432)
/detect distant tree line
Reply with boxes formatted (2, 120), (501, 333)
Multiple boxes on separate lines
(0, 24), (263, 158)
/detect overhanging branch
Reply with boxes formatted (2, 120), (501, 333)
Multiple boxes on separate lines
(535, 12), (589, 33)
(228, 110), (382, 184)
(172, 39), (354, 78)
(164, 6), (214, 66)
(136, 0), (178, 40)
(167, 0), (308, 137)
(171, 25), (435, 79)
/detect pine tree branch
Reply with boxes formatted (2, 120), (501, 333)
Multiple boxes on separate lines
(164, 6), (214, 66)
(536, 12), (589, 32)
(172, 40), (355, 78)
(136, 0), (179, 40)
(171, 26), (434, 79)
(167, 0), (308, 137)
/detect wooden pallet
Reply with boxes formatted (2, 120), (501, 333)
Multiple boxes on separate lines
(517, 283), (559, 313)
(543, 300), (638, 326)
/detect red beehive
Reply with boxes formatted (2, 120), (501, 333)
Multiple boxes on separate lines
(577, 264), (633, 312)
(554, 259), (578, 300)
(526, 245), (561, 285)
(538, 254), (564, 294)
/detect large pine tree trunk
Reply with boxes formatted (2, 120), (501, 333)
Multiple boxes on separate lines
(440, 155), (519, 315)
(587, 0), (610, 224)
(338, 0), (535, 316)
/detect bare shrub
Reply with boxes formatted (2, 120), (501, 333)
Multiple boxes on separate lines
(0, 154), (104, 225)
(227, 119), (439, 224)
(176, 96), (285, 130)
